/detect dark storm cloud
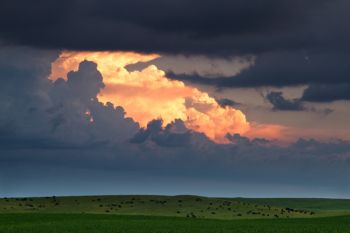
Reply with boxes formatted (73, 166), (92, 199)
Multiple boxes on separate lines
(166, 48), (350, 102)
(266, 91), (305, 111)
(263, 91), (333, 114)
(2, 0), (350, 103)
(302, 84), (350, 102)
(166, 51), (350, 88)
(0, 0), (345, 55)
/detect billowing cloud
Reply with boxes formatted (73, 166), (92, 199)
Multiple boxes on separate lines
(49, 51), (350, 143)
(50, 51), (254, 143)
(49, 61), (140, 144)
(1, 48), (346, 147)
(0, 48), (140, 147)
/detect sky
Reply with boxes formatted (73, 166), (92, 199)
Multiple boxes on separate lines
(0, 0), (350, 198)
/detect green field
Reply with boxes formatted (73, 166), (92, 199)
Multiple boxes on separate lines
(1, 195), (350, 233)
(1, 214), (350, 233)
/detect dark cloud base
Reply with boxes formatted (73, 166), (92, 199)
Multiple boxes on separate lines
(0, 0), (338, 55)
(302, 84), (350, 102)
(166, 49), (350, 101)
(265, 91), (305, 111)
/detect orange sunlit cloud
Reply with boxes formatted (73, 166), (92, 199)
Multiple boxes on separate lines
(50, 51), (284, 143)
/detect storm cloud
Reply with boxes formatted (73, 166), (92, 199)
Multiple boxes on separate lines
(0, 0), (340, 55)
(166, 51), (350, 87)
(0, 47), (139, 149)
(302, 84), (350, 102)
(1, 0), (350, 104)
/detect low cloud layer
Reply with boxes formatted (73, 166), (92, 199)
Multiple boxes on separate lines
(126, 55), (255, 78)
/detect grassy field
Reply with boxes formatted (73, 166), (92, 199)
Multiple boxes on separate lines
(1, 213), (350, 233)
(1, 195), (350, 233)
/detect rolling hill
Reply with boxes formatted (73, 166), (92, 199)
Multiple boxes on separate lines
(1, 195), (349, 219)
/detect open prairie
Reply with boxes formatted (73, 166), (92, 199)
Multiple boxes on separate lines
(1, 195), (350, 233)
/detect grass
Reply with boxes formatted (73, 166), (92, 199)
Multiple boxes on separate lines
(1, 195), (350, 233)
(1, 213), (350, 233)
